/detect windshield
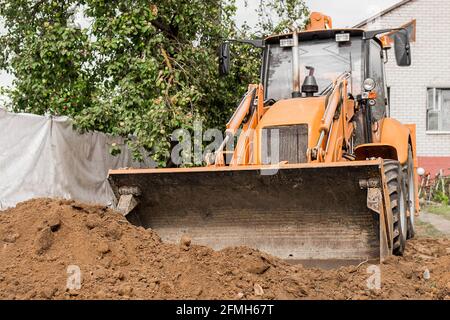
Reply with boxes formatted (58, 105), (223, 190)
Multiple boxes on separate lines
(265, 37), (362, 101)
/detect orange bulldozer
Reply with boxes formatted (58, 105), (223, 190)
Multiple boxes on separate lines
(109, 13), (419, 267)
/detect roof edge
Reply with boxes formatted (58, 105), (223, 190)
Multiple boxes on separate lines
(353, 0), (413, 28)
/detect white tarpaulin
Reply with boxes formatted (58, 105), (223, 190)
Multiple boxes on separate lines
(0, 108), (153, 209)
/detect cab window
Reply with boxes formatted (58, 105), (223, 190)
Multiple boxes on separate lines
(367, 40), (387, 121)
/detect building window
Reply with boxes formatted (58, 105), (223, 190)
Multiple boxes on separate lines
(427, 88), (450, 132)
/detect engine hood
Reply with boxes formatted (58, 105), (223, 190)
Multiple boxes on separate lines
(253, 96), (327, 164)
(258, 96), (326, 130)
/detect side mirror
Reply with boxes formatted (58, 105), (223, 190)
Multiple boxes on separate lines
(393, 29), (411, 66)
(218, 42), (230, 76)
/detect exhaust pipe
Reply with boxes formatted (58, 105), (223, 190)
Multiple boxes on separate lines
(292, 29), (301, 98)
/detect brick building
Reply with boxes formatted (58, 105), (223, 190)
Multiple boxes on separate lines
(356, 0), (450, 176)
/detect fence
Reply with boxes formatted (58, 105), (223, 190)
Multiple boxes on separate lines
(0, 108), (153, 209)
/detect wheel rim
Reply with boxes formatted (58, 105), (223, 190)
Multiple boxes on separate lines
(399, 184), (407, 240)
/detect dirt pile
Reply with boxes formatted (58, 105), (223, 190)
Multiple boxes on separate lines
(1, 199), (450, 300)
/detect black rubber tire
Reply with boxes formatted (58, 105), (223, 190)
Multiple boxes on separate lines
(384, 160), (407, 256)
(403, 146), (416, 239)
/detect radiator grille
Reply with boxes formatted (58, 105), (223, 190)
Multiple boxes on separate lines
(262, 125), (308, 164)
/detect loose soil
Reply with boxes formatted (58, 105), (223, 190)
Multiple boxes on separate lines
(1, 199), (450, 300)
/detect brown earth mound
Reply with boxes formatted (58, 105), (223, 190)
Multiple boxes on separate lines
(1, 199), (450, 300)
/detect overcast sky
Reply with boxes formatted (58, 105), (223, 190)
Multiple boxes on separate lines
(1, 0), (402, 93)
(236, 0), (401, 29)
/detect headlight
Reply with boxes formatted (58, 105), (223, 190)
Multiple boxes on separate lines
(363, 78), (376, 91)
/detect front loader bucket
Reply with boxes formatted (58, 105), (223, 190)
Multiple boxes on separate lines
(108, 160), (391, 267)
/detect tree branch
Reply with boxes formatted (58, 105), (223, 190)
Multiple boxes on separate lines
(151, 18), (178, 40)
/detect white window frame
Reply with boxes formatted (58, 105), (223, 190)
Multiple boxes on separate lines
(426, 88), (450, 134)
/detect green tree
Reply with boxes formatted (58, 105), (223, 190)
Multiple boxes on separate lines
(0, 0), (309, 166)
(256, 0), (310, 34)
(0, 1), (94, 116)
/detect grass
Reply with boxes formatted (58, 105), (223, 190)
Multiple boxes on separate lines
(424, 204), (450, 221)
(415, 219), (446, 238)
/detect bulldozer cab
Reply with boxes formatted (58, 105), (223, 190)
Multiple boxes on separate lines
(220, 26), (411, 146)
(263, 30), (365, 101)
(260, 28), (410, 144)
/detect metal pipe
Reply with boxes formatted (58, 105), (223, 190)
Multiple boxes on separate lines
(313, 72), (350, 157)
(315, 131), (326, 150)
(214, 134), (231, 164)
(292, 29), (301, 98)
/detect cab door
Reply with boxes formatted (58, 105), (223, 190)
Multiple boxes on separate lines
(367, 40), (388, 122)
